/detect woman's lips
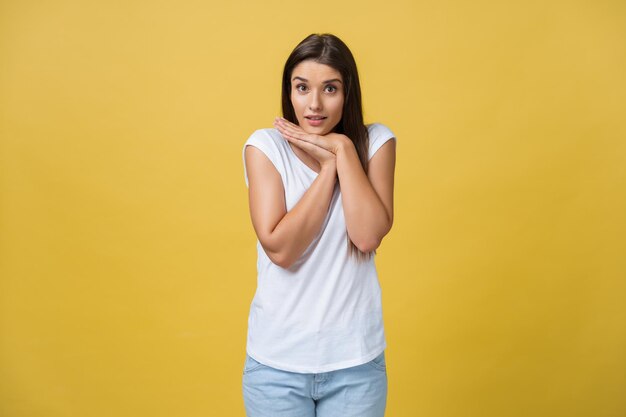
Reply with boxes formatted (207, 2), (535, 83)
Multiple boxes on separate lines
(305, 116), (326, 126)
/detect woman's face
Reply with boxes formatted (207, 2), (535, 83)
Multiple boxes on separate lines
(290, 60), (344, 135)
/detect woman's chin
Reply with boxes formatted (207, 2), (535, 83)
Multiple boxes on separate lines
(302, 126), (329, 135)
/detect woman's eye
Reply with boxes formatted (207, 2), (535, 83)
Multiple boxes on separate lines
(295, 84), (337, 93)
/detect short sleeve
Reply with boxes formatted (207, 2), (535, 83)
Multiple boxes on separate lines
(242, 129), (283, 188)
(367, 123), (396, 161)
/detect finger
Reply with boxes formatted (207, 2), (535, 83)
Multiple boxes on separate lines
(274, 125), (302, 142)
(283, 132), (330, 154)
(272, 118), (296, 134)
(278, 117), (305, 132)
(275, 120), (333, 152)
(275, 119), (308, 140)
(275, 117), (307, 135)
(273, 118), (337, 155)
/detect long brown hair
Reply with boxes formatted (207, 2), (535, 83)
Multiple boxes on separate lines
(281, 33), (373, 262)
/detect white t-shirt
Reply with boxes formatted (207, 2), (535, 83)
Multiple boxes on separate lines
(242, 123), (396, 373)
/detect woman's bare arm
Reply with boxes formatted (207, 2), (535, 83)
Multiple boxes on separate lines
(335, 138), (396, 252)
(245, 145), (337, 269)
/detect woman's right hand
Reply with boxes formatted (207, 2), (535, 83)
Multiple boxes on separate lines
(295, 139), (337, 170)
(274, 121), (337, 170)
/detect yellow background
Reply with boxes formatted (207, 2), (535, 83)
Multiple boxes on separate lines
(1, 0), (625, 416)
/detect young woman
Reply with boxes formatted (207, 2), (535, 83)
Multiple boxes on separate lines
(241, 33), (397, 417)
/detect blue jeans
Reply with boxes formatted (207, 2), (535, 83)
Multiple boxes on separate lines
(242, 351), (388, 417)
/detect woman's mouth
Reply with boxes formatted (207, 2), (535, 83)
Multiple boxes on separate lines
(305, 116), (327, 126)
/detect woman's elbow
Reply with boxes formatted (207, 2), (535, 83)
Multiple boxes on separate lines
(259, 234), (296, 269)
(263, 246), (294, 269)
(356, 223), (392, 253)
(356, 237), (381, 253)
(272, 252), (294, 269)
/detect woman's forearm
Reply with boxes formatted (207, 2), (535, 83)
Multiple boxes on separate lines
(266, 164), (338, 269)
(336, 140), (391, 252)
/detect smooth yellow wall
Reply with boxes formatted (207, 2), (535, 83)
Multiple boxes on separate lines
(1, 1), (624, 416)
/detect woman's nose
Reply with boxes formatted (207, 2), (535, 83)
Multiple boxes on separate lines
(308, 92), (322, 111)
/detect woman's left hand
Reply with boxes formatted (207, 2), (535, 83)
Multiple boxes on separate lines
(273, 117), (348, 155)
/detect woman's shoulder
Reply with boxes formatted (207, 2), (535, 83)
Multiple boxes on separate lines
(243, 128), (290, 167)
(242, 128), (287, 182)
(246, 127), (283, 142)
(366, 122), (396, 141)
(365, 122), (397, 161)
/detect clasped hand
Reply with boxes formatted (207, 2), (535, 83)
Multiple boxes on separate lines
(273, 117), (348, 163)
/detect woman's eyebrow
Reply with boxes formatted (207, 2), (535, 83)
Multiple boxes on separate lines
(292, 76), (343, 84)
